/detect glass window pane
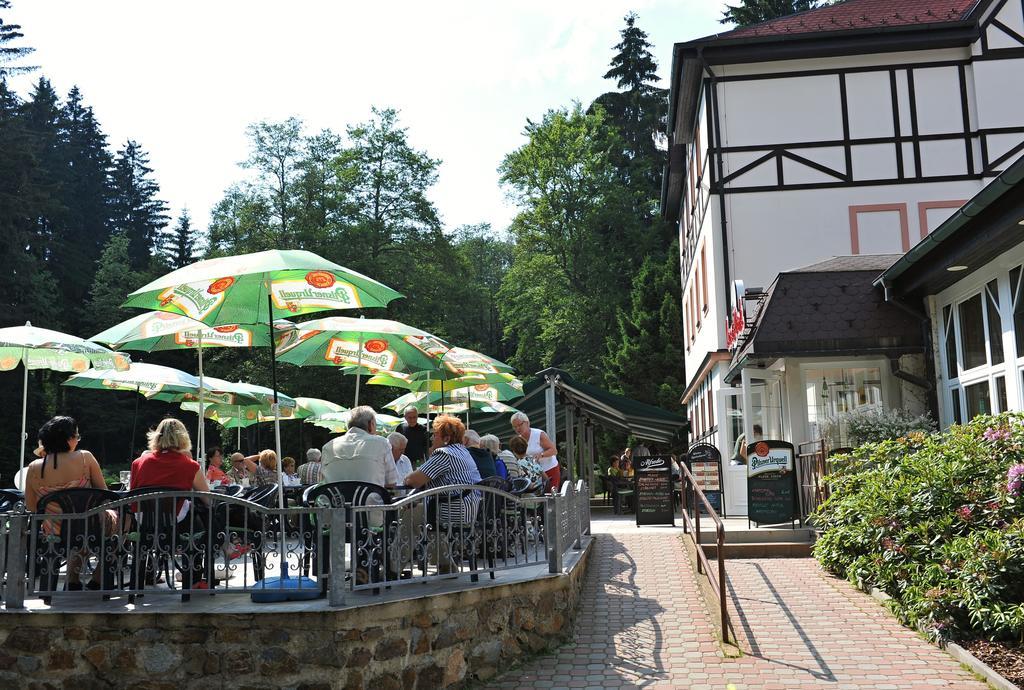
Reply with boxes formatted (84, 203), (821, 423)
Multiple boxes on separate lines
(951, 388), (963, 425)
(996, 376), (1008, 413)
(959, 294), (987, 370)
(1011, 267), (1024, 358)
(943, 305), (957, 379)
(965, 381), (991, 418)
(987, 281), (1004, 365)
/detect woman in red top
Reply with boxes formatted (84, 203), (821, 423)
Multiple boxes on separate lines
(204, 447), (231, 486)
(130, 418), (209, 493)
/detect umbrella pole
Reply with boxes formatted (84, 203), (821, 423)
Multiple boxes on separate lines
(267, 295), (286, 514)
(197, 335), (205, 471)
(354, 330), (364, 408)
(237, 405), (242, 450)
(18, 349), (28, 475)
(129, 384), (140, 463)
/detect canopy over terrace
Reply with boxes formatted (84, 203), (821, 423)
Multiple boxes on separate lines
(474, 367), (687, 490)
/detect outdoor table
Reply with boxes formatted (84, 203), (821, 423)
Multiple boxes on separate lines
(605, 475), (635, 514)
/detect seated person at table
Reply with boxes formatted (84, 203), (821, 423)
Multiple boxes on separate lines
(480, 434), (508, 479)
(282, 456), (301, 487)
(387, 432), (414, 496)
(321, 406), (397, 489)
(463, 429), (497, 479)
(297, 448), (323, 485)
(227, 452), (258, 485)
(400, 415), (482, 574)
(130, 418), (210, 494)
(506, 435), (544, 491)
(608, 456), (623, 477)
(252, 450), (279, 486)
(25, 416), (115, 590)
(205, 447), (232, 486)
(405, 415), (481, 518)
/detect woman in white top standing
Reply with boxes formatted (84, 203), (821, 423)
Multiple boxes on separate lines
(510, 411), (560, 492)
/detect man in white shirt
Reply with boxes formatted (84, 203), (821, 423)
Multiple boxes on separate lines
(387, 431), (413, 495)
(321, 406), (398, 489)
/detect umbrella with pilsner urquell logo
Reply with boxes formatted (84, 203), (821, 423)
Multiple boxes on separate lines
(0, 321), (131, 476)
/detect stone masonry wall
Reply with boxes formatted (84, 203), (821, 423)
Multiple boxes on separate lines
(0, 541), (590, 690)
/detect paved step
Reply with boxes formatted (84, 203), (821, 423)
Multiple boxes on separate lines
(697, 527), (816, 544)
(701, 541), (813, 558)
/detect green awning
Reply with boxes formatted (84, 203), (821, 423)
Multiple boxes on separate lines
(471, 368), (687, 444)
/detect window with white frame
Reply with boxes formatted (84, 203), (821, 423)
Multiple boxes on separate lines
(940, 275), (1014, 423)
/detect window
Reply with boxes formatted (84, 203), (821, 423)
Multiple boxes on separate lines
(965, 381), (991, 417)
(940, 268), (1023, 426)
(1010, 266), (1024, 356)
(805, 366), (884, 444)
(958, 294), (986, 370)
(942, 305), (957, 379)
(700, 245), (708, 313)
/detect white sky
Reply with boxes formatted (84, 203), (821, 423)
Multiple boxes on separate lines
(7, 0), (723, 235)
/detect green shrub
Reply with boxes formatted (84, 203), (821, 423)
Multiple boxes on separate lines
(823, 407), (935, 447)
(813, 414), (1024, 642)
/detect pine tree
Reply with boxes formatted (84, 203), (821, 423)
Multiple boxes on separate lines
(721, 0), (822, 27)
(0, 0), (36, 78)
(110, 140), (169, 270)
(50, 86), (114, 331)
(160, 208), (199, 268)
(590, 13), (668, 197)
(603, 242), (685, 409)
(87, 231), (140, 332)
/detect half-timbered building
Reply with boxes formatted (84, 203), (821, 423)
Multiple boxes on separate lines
(663, 0), (1024, 515)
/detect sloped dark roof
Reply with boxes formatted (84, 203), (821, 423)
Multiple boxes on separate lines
(704, 0), (980, 41)
(793, 254), (903, 273)
(732, 258), (922, 367)
(472, 368), (687, 444)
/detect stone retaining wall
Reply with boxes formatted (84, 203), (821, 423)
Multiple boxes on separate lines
(0, 540), (591, 689)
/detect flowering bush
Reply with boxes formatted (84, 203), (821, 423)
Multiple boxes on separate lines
(813, 414), (1024, 642)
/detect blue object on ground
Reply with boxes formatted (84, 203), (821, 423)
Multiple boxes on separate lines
(250, 574), (322, 602)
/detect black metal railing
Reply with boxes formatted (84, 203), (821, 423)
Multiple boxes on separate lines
(679, 463), (731, 645)
(0, 481), (592, 609)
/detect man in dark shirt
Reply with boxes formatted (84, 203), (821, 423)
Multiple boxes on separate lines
(463, 429), (497, 479)
(397, 407), (430, 465)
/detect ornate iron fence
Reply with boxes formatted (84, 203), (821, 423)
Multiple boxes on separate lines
(1, 482), (591, 609)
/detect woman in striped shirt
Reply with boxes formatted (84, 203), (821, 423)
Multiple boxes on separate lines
(404, 415), (481, 523)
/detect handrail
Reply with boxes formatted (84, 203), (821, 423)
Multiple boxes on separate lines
(679, 462), (731, 645)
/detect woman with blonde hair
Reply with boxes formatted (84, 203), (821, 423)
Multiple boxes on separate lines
(252, 449), (278, 486)
(129, 418), (210, 493)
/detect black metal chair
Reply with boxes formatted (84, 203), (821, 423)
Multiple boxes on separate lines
(124, 486), (208, 602)
(0, 489), (25, 512)
(215, 483), (278, 584)
(302, 481), (392, 590)
(472, 477), (515, 580)
(33, 488), (120, 601)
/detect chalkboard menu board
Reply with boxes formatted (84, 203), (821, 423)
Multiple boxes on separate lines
(746, 440), (797, 526)
(686, 443), (724, 517)
(635, 455), (675, 527)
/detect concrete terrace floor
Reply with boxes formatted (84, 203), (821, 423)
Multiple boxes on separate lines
(489, 515), (989, 690)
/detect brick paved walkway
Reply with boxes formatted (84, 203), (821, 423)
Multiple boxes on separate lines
(489, 533), (988, 689)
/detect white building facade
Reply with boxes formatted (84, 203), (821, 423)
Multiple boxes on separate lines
(663, 0), (1024, 515)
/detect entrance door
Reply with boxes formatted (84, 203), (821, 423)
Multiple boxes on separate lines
(717, 387), (747, 516)
(743, 370), (786, 442)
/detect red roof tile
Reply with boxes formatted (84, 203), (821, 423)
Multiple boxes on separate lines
(714, 0), (981, 40)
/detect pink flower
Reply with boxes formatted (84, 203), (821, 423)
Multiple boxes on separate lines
(983, 427), (1011, 442)
(957, 505), (973, 520)
(1008, 464), (1024, 496)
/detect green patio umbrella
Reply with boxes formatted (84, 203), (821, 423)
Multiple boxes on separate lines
(90, 312), (284, 463)
(63, 362), (213, 460)
(122, 249), (402, 510)
(365, 370), (516, 393)
(0, 322), (131, 474)
(383, 390), (519, 417)
(275, 316), (450, 407)
(306, 410), (410, 435)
